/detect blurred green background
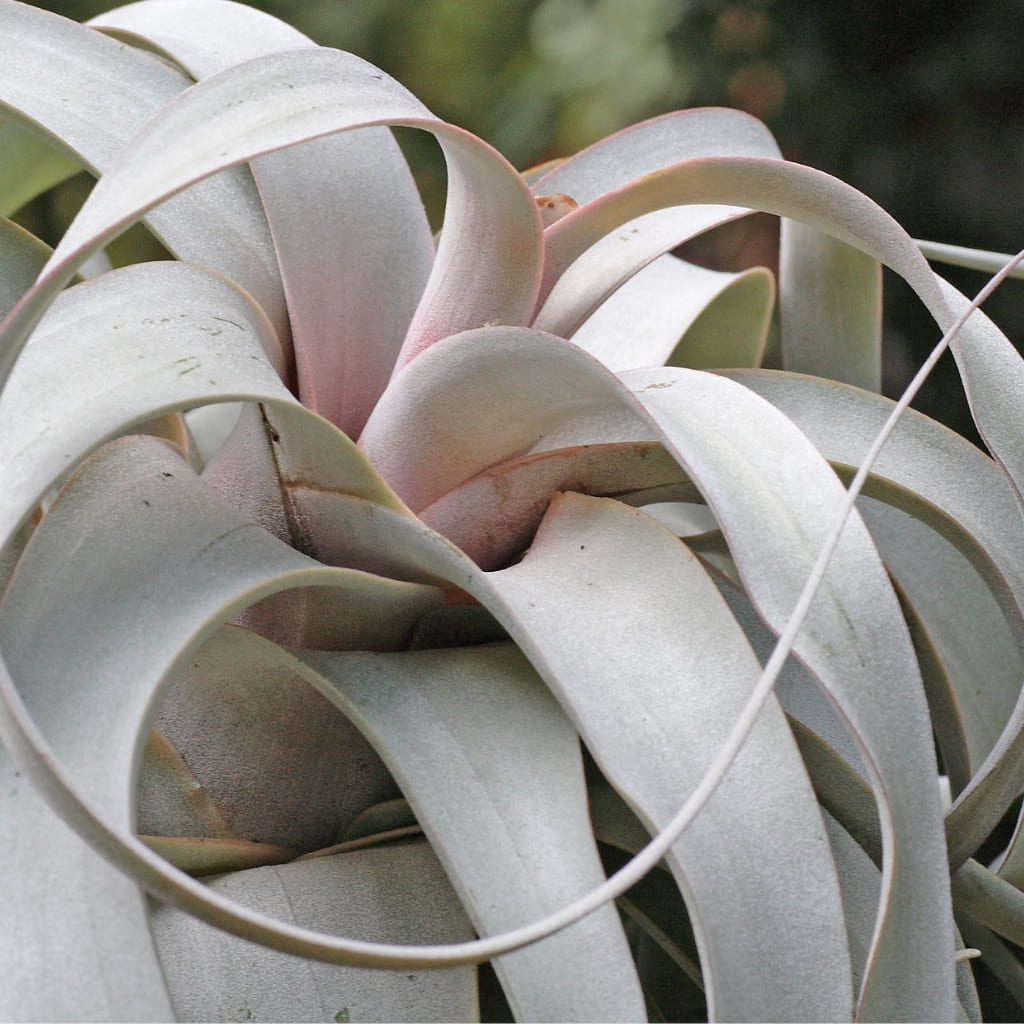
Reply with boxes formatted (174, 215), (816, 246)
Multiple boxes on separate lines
(25, 0), (1024, 437)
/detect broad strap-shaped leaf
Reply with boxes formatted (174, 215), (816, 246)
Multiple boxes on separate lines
(255, 126), (434, 437)
(359, 325), (654, 511)
(294, 640), (647, 1022)
(529, 107), (782, 336)
(0, 45), (543, 390)
(723, 369), (1024, 723)
(0, 434), (656, 984)
(0, 119), (82, 216)
(530, 107), (782, 204)
(620, 366), (957, 1021)
(2, 432), (644, 1021)
(0, 741), (176, 1021)
(786, 715), (986, 1022)
(419, 440), (693, 569)
(0, 435), (441, 826)
(721, 370), (1024, 869)
(0, 261), (289, 541)
(485, 493), (854, 1021)
(779, 219), (882, 391)
(857, 496), (1022, 781)
(93, 0), (437, 439)
(936, 277), (1024, 514)
(145, 627), (401, 853)
(90, 0), (313, 67)
(539, 155), (929, 299)
(0, 216), (49, 321)
(724, 370), (1024, 647)
(569, 252), (773, 372)
(0, 0), (287, 339)
(530, 141), (1024, 540)
(152, 840), (478, 1023)
(362, 318), (953, 1017)
(280, 485), (855, 1020)
(712, 582), (895, 1001)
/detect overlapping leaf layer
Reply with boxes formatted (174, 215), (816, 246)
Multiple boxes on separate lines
(2, 2), (1024, 1021)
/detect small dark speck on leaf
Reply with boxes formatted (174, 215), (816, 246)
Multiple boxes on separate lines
(580, 544), (585, 550)
(161, 472), (173, 478)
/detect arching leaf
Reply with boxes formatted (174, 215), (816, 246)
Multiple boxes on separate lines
(779, 219), (882, 391)
(0, 0), (287, 339)
(92, 0), (437, 439)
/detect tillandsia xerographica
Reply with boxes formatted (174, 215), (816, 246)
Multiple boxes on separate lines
(3, 1), (1024, 1021)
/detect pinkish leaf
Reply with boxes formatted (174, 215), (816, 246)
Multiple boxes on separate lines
(359, 325), (651, 510)
(418, 440), (692, 569)
(530, 108), (782, 336)
(0, 47), (543, 399)
(91, 0), (438, 439)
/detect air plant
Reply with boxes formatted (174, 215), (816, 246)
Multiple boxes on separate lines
(3, 1), (1024, 1021)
